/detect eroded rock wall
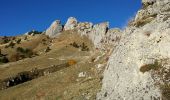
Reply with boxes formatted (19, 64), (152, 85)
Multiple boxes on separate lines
(97, 0), (170, 99)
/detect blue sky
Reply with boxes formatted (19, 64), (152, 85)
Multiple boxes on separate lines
(0, 0), (141, 36)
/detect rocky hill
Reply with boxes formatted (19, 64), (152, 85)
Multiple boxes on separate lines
(0, 0), (169, 100)
(0, 16), (121, 99)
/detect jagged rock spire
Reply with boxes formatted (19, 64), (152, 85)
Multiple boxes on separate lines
(89, 22), (109, 47)
(64, 17), (78, 30)
(45, 17), (122, 49)
(45, 20), (63, 38)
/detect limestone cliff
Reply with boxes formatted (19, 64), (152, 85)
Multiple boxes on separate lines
(97, 0), (170, 100)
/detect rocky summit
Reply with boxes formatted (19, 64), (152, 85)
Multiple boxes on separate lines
(46, 20), (63, 38)
(0, 0), (170, 100)
(45, 18), (122, 49)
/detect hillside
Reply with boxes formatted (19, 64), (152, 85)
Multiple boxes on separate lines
(0, 0), (170, 100)
(0, 29), (112, 99)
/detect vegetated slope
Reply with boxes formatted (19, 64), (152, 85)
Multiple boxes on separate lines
(0, 30), (109, 100)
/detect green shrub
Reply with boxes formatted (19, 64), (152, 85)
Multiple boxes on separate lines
(16, 39), (21, 44)
(81, 42), (89, 51)
(70, 42), (89, 51)
(24, 36), (27, 40)
(45, 47), (51, 53)
(16, 47), (34, 58)
(28, 30), (42, 35)
(71, 42), (79, 48)
(2, 36), (10, 44)
(0, 49), (9, 63)
(0, 56), (9, 63)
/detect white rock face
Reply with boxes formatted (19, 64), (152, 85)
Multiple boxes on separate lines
(89, 22), (109, 48)
(64, 17), (78, 30)
(64, 19), (119, 49)
(136, 0), (170, 21)
(77, 22), (93, 36)
(104, 28), (122, 45)
(97, 0), (170, 100)
(45, 20), (63, 38)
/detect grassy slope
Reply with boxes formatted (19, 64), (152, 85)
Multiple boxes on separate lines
(0, 31), (108, 100)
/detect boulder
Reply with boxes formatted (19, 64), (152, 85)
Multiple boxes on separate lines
(64, 17), (78, 30)
(45, 20), (63, 38)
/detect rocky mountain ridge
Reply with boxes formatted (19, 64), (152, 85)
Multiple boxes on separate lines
(45, 17), (122, 50)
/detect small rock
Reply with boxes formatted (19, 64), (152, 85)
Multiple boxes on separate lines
(96, 64), (104, 70)
(78, 72), (87, 78)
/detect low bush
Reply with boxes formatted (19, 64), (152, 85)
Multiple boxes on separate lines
(27, 30), (42, 35)
(0, 56), (9, 63)
(16, 47), (34, 58)
(81, 42), (89, 51)
(70, 42), (89, 51)
(161, 84), (170, 99)
(2, 36), (10, 44)
(140, 60), (161, 73)
(44, 47), (51, 53)
(144, 31), (152, 37)
(16, 39), (21, 44)
(70, 42), (79, 48)
(24, 36), (27, 40)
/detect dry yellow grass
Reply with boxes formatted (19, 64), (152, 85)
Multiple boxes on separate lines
(68, 59), (77, 66)
(0, 31), (107, 100)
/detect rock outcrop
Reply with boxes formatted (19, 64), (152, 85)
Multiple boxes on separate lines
(103, 28), (122, 45)
(45, 20), (63, 38)
(64, 17), (78, 30)
(76, 21), (122, 49)
(88, 22), (109, 48)
(45, 17), (122, 49)
(97, 0), (170, 99)
(77, 22), (93, 36)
